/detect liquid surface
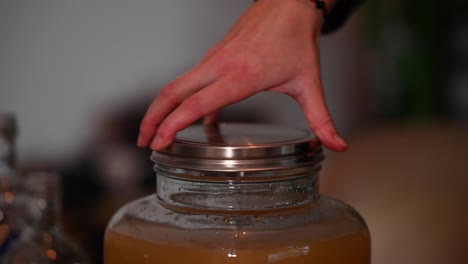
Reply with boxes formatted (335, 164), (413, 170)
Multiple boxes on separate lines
(105, 229), (369, 264)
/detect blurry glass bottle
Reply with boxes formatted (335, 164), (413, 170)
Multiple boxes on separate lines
(2, 172), (89, 264)
(0, 113), (24, 253)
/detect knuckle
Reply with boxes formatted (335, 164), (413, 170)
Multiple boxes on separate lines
(158, 86), (178, 105)
(214, 50), (263, 81)
(232, 60), (263, 81)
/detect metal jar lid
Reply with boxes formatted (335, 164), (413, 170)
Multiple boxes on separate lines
(151, 123), (324, 172)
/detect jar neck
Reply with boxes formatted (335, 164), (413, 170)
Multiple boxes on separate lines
(156, 165), (321, 214)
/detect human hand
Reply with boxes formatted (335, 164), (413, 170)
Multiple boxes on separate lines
(137, 0), (348, 151)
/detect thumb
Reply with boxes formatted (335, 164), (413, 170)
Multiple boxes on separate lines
(298, 82), (348, 152)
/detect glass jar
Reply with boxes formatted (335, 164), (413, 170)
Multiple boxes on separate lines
(0, 113), (25, 253)
(2, 172), (89, 264)
(105, 124), (370, 264)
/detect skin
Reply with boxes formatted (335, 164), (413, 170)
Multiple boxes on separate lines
(137, 0), (348, 151)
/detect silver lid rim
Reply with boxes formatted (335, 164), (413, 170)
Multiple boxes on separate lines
(151, 123), (324, 172)
(152, 149), (324, 172)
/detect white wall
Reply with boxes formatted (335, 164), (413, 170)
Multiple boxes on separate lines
(0, 0), (365, 159)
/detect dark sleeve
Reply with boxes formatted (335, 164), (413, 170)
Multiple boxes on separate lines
(322, 0), (365, 34)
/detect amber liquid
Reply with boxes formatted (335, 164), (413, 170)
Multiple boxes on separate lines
(105, 229), (369, 264)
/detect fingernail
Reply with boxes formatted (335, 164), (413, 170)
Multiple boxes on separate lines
(136, 136), (144, 147)
(334, 134), (348, 147)
(152, 134), (171, 150)
(150, 134), (162, 150)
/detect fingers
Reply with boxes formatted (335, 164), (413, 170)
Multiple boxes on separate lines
(150, 77), (255, 150)
(297, 77), (348, 152)
(137, 67), (216, 147)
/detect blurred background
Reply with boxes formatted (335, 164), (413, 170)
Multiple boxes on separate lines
(0, 0), (467, 263)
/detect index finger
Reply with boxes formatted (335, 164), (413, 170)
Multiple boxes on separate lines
(137, 66), (216, 147)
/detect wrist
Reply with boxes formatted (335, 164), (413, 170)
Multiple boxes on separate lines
(254, 0), (336, 14)
(253, 0), (336, 35)
(322, 0), (364, 34)
(302, 0), (337, 15)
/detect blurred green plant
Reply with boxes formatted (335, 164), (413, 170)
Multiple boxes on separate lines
(364, 0), (444, 120)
